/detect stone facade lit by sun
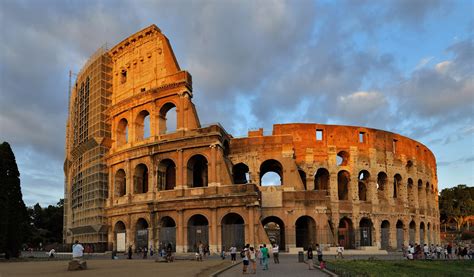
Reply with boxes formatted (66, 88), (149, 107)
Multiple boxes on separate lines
(64, 25), (440, 253)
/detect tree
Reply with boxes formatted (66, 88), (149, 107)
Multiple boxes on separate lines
(0, 142), (29, 258)
(439, 184), (474, 231)
(27, 199), (64, 246)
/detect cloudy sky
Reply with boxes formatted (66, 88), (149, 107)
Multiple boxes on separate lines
(0, 0), (473, 206)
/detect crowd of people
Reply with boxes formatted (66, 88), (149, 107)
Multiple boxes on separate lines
(403, 243), (473, 260)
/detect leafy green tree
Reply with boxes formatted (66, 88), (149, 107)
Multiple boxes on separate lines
(0, 142), (29, 258)
(439, 184), (474, 231)
(26, 199), (64, 246)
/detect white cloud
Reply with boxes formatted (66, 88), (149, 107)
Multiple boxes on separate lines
(435, 60), (452, 74)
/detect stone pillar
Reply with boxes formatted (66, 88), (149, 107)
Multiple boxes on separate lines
(389, 219), (397, 249)
(249, 206), (255, 246)
(126, 160), (132, 202)
(211, 208), (218, 253)
(151, 157), (157, 194)
(350, 176), (359, 202)
(373, 218), (380, 248)
(368, 177), (378, 205)
(209, 144), (217, 186)
(176, 149), (185, 188)
(127, 214), (134, 250)
(109, 166), (114, 204)
(329, 172), (338, 202)
(177, 210), (185, 253)
(287, 222), (296, 250)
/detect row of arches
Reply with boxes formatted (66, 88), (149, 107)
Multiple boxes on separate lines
(116, 102), (177, 146)
(114, 154), (208, 196)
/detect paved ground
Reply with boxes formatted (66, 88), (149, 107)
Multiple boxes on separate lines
(219, 255), (328, 277)
(0, 257), (228, 277)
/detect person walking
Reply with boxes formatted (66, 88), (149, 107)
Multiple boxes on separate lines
(261, 244), (269, 270)
(249, 246), (257, 274)
(128, 245), (133, 259)
(307, 246), (314, 270)
(336, 244), (344, 259)
(258, 246), (263, 265)
(242, 244), (250, 274)
(316, 244), (324, 268)
(272, 244), (279, 264)
(230, 245), (237, 264)
(150, 245), (154, 257)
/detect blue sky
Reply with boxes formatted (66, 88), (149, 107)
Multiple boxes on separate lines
(0, 0), (473, 206)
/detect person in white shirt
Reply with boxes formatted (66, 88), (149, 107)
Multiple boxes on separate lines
(336, 245), (344, 259)
(48, 248), (56, 259)
(272, 244), (279, 264)
(423, 244), (429, 259)
(230, 246), (237, 264)
(72, 240), (84, 260)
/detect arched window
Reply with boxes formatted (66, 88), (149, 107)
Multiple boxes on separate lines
(187, 155), (208, 187)
(358, 170), (370, 201)
(336, 151), (349, 166)
(115, 169), (126, 197)
(298, 169), (307, 190)
(134, 164), (148, 194)
(260, 159), (283, 186)
(135, 110), (150, 140)
(233, 163), (249, 184)
(314, 168), (329, 190)
(117, 118), (129, 145)
(159, 102), (177, 134)
(337, 170), (350, 200)
(377, 172), (387, 191)
(158, 159), (176, 190)
(393, 174), (402, 198)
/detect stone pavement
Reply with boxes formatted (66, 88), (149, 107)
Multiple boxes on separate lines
(218, 255), (329, 277)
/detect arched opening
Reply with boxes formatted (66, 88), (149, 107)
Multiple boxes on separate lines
(223, 140), (230, 156)
(336, 151), (349, 166)
(396, 220), (404, 250)
(117, 118), (129, 145)
(427, 222), (431, 245)
(158, 159), (176, 190)
(393, 174), (402, 198)
(417, 179), (423, 190)
(187, 214), (209, 252)
(221, 213), (245, 250)
(407, 178), (415, 206)
(420, 222), (425, 245)
(232, 163), (249, 184)
(260, 159), (283, 186)
(262, 216), (285, 251)
(135, 110), (150, 140)
(381, 220), (390, 250)
(337, 170), (350, 200)
(159, 216), (176, 252)
(409, 221), (416, 244)
(377, 172), (387, 191)
(133, 164), (148, 194)
(358, 170), (370, 201)
(187, 155), (208, 188)
(114, 221), (126, 252)
(115, 169), (126, 197)
(136, 218), (149, 250)
(295, 216), (316, 249)
(159, 102), (177, 134)
(338, 217), (355, 249)
(298, 169), (307, 190)
(314, 168), (329, 191)
(359, 218), (373, 246)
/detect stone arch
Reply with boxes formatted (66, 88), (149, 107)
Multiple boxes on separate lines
(135, 218), (149, 250)
(396, 220), (404, 250)
(407, 178), (415, 205)
(381, 220), (390, 250)
(159, 216), (176, 251)
(314, 168), (329, 191)
(133, 163), (149, 194)
(420, 221), (425, 245)
(359, 217), (373, 246)
(135, 110), (150, 140)
(159, 102), (177, 134)
(260, 159), (283, 186)
(377, 172), (387, 191)
(336, 151), (349, 166)
(232, 162), (249, 184)
(409, 220), (416, 244)
(298, 169), (307, 190)
(393, 174), (402, 198)
(338, 217), (355, 249)
(295, 215), (316, 249)
(337, 170), (350, 200)
(358, 170), (370, 201)
(221, 213), (245, 250)
(262, 216), (285, 251)
(117, 118), (129, 145)
(158, 159), (176, 190)
(187, 154), (208, 188)
(114, 221), (127, 252)
(187, 214), (209, 252)
(115, 169), (126, 197)
(427, 222), (431, 245)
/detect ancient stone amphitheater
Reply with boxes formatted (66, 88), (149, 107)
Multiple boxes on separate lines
(64, 25), (440, 253)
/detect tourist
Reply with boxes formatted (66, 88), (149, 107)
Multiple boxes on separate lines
(307, 246), (314, 270)
(249, 246), (257, 274)
(316, 244), (323, 266)
(166, 243), (173, 262)
(221, 247), (226, 260)
(261, 244), (269, 270)
(336, 244), (344, 259)
(72, 240), (84, 260)
(48, 248), (56, 259)
(272, 243), (279, 264)
(150, 245), (154, 256)
(436, 244), (442, 259)
(242, 244), (250, 274)
(447, 243), (452, 259)
(230, 245), (237, 264)
(128, 245), (133, 259)
(423, 244), (429, 259)
(258, 245), (263, 265)
(198, 241), (204, 261)
(143, 246), (148, 259)
(407, 244), (414, 260)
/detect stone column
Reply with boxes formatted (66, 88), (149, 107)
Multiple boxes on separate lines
(373, 218), (380, 248)
(176, 149), (185, 188)
(177, 210), (185, 253)
(389, 219), (397, 249)
(126, 159), (132, 203)
(368, 177), (378, 205)
(209, 144), (217, 186)
(127, 214), (134, 250)
(211, 208), (218, 253)
(249, 206), (255, 246)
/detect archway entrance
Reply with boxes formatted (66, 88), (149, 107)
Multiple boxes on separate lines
(338, 217), (355, 249)
(262, 216), (285, 251)
(136, 218), (149, 250)
(420, 222), (425, 245)
(159, 216), (176, 251)
(221, 213), (245, 250)
(187, 215), (209, 252)
(187, 155), (208, 187)
(359, 218), (373, 246)
(114, 221), (126, 252)
(295, 216), (316, 249)
(409, 221), (416, 244)
(396, 220), (404, 250)
(381, 220), (390, 250)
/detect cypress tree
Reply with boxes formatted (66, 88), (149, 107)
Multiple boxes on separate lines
(0, 142), (29, 258)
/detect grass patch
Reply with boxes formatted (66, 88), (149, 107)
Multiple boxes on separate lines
(325, 260), (473, 277)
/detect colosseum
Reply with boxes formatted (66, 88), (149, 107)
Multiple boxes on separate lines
(64, 25), (440, 253)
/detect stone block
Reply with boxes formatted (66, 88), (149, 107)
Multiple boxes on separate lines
(68, 260), (87, 271)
